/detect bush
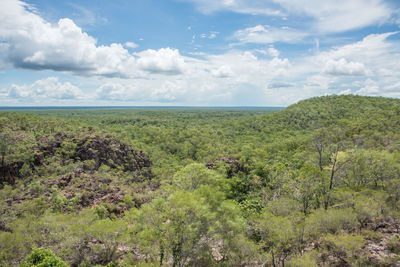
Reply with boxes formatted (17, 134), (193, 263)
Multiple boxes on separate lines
(288, 252), (318, 267)
(387, 235), (400, 254)
(19, 248), (68, 267)
(305, 208), (358, 240)
(319, 233), (367, 266)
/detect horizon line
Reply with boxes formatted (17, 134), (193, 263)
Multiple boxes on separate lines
(0, 105), (286, 110)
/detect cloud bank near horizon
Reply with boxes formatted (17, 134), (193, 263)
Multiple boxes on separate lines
(0, 0), (399, 106)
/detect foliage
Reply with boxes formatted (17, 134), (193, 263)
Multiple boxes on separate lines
(19, 248), (68, 267)
(0, 95), (400, 266)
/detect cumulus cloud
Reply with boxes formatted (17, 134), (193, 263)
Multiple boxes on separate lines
(284, 32), (400, 99)
(136, 48), (186, 75)
(233, 25), (307, 44)
(0, 0), (134, 76)
(96, 83), (136, 101)
(1, 1), (399, 107)
(150, 81), (186, 101)
(298, 32), (400, 82)
(323, 58), (367, 76)
(355, 78), (380, 95)
(89, 47), (295, 105)
(6, 77), (83, 100)
(318, 32), (398, 63)
(205, 50), (291, 86)
(0, 0), (185, 78)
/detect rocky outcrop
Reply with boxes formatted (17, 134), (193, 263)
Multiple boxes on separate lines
(2, 132), (153, 187)
(74, 135), (151, 171)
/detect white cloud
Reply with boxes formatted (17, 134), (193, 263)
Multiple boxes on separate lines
(125, 42), (139, 49)
(233, 25), (307, 44)
(275, 0), (391, 33)
(338, 89), (352, 95)
(211, 65), (233, 78)
(180, 0), (284, 16)
(205, 50), (291, 85)
(293, 32), (400, 82)
(318, 32), (398, 63)
(150, 80), (186, 101)
(96, 80), (186, 102)
(201, 31), (219, 39)
(96, 83), (134, 101)
(0, 1), (399, 106)
(7, 77), (83, 100)
(323, 58), (367, 76)
(183, 0), (392, 33)
(303, 75), (336, 90)
(0, 0), (135, 76)
(283, 32), (400, 98)
(5, 30), (398, 107)
(89, 48), (294, 105)
(268, 47), (280, 58)
(380, 82), (400, 98)
(209, 32), (218, 39)
(0, 0), (186, 78)
(136, 48), (186, 75)
(355, 78), (380, 95)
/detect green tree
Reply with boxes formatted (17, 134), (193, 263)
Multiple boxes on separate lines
(254, 211), (303, 267)
(171, 163), (223, 192)
(292, 164), (324, 215)
(126, 191), (213, 266)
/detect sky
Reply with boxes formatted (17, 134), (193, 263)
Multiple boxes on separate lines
(0, 0), (400, 106)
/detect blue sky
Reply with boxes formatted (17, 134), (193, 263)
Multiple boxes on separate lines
(0, 0), (400, 106)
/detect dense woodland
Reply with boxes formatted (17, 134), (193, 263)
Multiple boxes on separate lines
(0, 95), (400, 266)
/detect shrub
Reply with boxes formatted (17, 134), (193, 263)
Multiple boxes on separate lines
(387, 235), (400, 254)
(319, 233), (367, 266)
(19, 248), (68, 267)
(288, 252), (318, 267)
(305, 208), (358, 240)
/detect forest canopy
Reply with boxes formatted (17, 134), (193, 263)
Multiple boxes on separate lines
(1, 95), (400, 266)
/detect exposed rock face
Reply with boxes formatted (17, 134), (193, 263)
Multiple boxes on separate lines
(74, 135), (151, 171)
(46, 169), (157, 212)
(1, 132), (153, 185)
(2, 132), (156, 214)
(206, 157), (248, 178)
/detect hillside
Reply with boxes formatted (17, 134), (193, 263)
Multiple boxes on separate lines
(1, 95), (400, 266)
(268, 95), (400, 131)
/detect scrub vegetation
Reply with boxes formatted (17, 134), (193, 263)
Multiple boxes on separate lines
(1, 95), (400, 266)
